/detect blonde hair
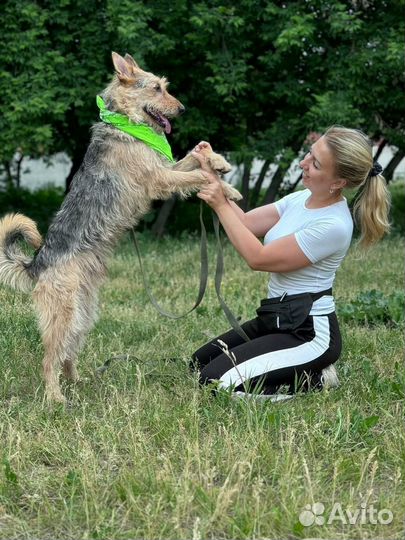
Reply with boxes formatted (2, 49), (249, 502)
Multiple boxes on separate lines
(324, 125), (391, 247)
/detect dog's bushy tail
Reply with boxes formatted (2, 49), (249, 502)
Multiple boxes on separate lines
(0, 213), (42, 292)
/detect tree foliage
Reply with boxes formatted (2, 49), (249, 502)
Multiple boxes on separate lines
(0, 0), (403, 211)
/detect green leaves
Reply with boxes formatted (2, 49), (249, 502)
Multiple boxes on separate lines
(327, 2), (363, 35)
(1, 457), (20, 501)
(0, 0), (403, 194)
(3, 458), (18, 486)
(306, 92), (364, 132)
(337, 290), (405, 327)
(275, 13), (316, 50)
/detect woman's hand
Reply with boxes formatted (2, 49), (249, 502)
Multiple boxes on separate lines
(191, 149), (228, 211)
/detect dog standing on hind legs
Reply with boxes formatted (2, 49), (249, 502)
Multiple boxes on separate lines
(0, 51), (242, 403)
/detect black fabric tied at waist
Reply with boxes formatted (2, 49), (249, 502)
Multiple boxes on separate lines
(256, 288), (333, 332)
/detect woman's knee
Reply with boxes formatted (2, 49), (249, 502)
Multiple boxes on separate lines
(189, 341), (215, 372)
(189, 351), (204, 372)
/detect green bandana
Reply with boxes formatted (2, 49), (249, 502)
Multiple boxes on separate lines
(96, 95), (174, 162)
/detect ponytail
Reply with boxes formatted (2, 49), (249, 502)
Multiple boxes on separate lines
(352, 173), (391, 247)
(324, 126), (391, 247)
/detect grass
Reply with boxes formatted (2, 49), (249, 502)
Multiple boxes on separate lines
(0, 232), (404, 539)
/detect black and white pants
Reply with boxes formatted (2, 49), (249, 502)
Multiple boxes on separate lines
(191, 312), (342, 397)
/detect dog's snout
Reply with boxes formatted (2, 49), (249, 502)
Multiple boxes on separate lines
(178, 104), (186, 115)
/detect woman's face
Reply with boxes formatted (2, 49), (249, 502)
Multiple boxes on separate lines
(299, 136), (341, 196)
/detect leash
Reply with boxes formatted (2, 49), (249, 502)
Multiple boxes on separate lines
(131, 201), (209, 318)
(212, 213), (250, 341)
(131, 203), (249, 337)
(97, 202), (249, 375)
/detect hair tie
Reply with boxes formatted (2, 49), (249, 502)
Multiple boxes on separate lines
(368, 161), (383, 178)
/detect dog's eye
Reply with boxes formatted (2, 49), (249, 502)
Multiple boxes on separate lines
(154, 84), (162, 92)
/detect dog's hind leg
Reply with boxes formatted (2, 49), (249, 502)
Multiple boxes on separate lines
(33, 282), (77, 403)
(62, 285), (99, 382)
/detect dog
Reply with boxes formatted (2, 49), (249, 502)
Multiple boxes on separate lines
(0, 51), (242, 403)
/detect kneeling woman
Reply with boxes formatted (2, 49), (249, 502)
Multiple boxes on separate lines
(191, 126), (390, 400)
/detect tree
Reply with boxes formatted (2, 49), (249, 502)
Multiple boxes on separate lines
(0, 1), (65, 186)
(0, 0), (155, 189)
(302, 1), (404, 148)
(1, 0), (403, 227)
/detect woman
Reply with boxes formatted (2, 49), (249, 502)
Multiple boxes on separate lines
(190, 126), (391, 401)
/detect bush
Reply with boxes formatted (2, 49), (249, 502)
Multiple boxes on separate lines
(389, 181), (405, 235)
(337, 289), (404, 327)
(0, 185), (64, 234)
(0, 180), (403, 237)
(164, 197), (215, 235)
(0, 185), (208, 236)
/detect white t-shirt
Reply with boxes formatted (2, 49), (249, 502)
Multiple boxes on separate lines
(263, 189), (353, 315)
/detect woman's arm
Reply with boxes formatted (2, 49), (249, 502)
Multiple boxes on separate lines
(227, 200), (246, 223)
(193, 151), (312, 273)
(193, 142), (280, 237)
(226, 201), (281, 237)
(213, 201), (311, 272)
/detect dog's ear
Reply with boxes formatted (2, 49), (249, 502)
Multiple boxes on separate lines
(124, 53), (140, 70)
(112, 52), (136, 84)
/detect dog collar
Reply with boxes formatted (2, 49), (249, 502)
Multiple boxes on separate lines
(96, 95), (175, 162)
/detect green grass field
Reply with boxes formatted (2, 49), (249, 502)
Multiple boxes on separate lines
(0, 233), (404, 539)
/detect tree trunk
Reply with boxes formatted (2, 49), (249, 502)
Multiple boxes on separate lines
(250, 159), (271, 208)
(65, 147), (87, 193)
(286, 171), (303, 195)
(263, 140), (303, 203)
(151, 195), (178, 237)
(383, 148), (405, 183)
(263, 166), (285, 204)
(2, 160), (13, 188)
(374, 138), (387, 161)
(241, 158), (252, 211)
(15, 154), (24, 189)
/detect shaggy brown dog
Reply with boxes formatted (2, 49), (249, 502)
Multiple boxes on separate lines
(0, 52), (241, 402)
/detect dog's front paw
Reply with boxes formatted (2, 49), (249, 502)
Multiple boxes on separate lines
(207, 152), (232, 175)
(221, 181), (243, 201)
